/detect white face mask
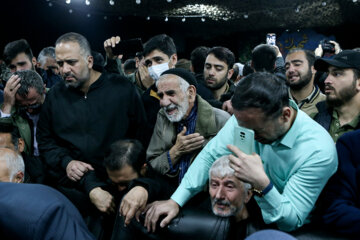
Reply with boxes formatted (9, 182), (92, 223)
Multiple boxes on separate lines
(148, 62), (170, 81)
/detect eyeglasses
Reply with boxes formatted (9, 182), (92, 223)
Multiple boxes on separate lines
(17, 103), (41, 112)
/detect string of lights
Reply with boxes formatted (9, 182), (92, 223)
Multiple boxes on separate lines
(45, 0), (358, 22)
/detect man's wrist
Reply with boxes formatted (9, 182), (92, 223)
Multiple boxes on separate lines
(251, 181), (273, 197)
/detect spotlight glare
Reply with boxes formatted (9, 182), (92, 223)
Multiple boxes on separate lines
(243, 13), (248, 19)
(165, 16), (168, 22)
(69, 9), (73, 13)
(48, 2), (53, 7)
(321, 1), (326, 6)
(85, 0), (90, 5)
(167, 0), (172, 2)
(66, 0), (71, 4)
(109, 0), (115, 5)
(136, 0), (141, 4)
(201, 17), (205, 22)
(87, 13), (91, 17)
(146, 16), (150, 20)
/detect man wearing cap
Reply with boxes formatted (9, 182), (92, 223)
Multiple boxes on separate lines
(314, 50), (360, 141)
(146, 68), (230, 185)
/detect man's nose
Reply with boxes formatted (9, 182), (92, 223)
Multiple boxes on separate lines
(215, 186), (225, 199)
(160, 96), (171, 107)
(324, 73), (332, 84)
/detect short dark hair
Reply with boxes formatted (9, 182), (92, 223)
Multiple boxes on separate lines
(190, 46), (210, 74)
(13, 70), (44, 97)
(143, 34), (176, 58)
(104, 139), (145, 173)
(243, 60), (254, 76)
(124, 59), (137, 73)
(287, 49), (315, 69)
(207, 47), (235, 70)
(231, 72), (289, 119)
(3, 39), (34, 66)
(251, 44), (277, 72)
(0, 123), (21, 151)
(55, 32), (91, 58)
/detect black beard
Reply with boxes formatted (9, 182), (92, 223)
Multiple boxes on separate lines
(288, 69), (312, 91)
(326, 81), (358, 108)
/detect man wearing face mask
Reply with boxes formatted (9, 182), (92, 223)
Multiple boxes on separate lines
(139, 34), (179, 142)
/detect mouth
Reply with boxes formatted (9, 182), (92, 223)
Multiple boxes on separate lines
(288, 75), (299, 82)
(65, 75), (76, 81)
(206, 78), (216, 84)
(165, 106), (178, 115)
(324, 86), (334, 94)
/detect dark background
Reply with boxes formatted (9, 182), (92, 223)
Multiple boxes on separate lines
(1, 0), (359, 62)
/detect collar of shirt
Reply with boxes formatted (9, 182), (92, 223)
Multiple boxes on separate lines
(270, 99), (299, 149)
(289, 86), (319, 108)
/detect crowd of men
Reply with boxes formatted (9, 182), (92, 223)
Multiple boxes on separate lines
(0, 32), (359, 240)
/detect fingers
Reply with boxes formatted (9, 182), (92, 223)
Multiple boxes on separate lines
(227, 144), (245, 157)
(104, 36), (121, 48)
(178, 126), (187, 136)
(160, 212), (175, 228)
(81, 162), (94, 171)
(124, 207), (137, 225)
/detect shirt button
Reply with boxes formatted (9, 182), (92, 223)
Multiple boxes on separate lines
(336, 123), (340, 127)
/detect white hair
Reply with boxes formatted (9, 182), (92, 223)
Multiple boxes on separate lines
(209, 155), (252, 192)
(37, 46), (56, 67)
(0, 148), (25, 182)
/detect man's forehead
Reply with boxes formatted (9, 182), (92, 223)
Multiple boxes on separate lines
(211, 175), (241, 185)
(10, 52), (31, 64)
(205, 54), (227, 66)
(157, 75), (180, 89)
(145, 49), (169, 60)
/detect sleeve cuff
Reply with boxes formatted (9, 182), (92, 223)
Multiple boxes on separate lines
(255, 186), (282, 211)
(60, 155), (74, 171)
(171, 185), (194, 207)
(0, 110), (11, 118)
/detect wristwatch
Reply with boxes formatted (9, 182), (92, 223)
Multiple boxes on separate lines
(251, 182), (273, 197)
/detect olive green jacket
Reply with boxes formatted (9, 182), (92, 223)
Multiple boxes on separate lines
(147, 95), (230, 177)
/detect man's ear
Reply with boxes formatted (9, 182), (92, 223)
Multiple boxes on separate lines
(169, 54), (178, 68)
(227, 68), (234, 80)
(14, 171), (24, 183)
(281, 107), (292, 123)
(245, 189), (253, 203)
(17, 138), (25, 153)
(32, 57), (37, 68)
(311, 65), (316, 75)
(187, 85), (197, 102)
(87, 55), (94, 69)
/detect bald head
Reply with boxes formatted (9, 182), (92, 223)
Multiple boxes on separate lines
(0, 148), (24, 183)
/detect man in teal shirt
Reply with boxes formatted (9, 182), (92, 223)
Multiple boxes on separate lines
(143, 72), (338, 232)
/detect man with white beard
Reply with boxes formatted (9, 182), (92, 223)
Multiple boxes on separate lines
(146, 68), (230, 186)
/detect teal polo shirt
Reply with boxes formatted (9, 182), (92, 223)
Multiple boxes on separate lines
(171, 100), (338, 232)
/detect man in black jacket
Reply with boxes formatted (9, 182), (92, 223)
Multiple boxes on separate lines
(37, 32), (146, 232)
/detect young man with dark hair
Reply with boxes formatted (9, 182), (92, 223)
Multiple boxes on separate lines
(143, 72), (337, 233)
(203, 46), (235, 111)
(314, 50), (360, 141)
(3, 39), (36, 73)
(285, 49), (326, 118)
(3, 39), (61, 88)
